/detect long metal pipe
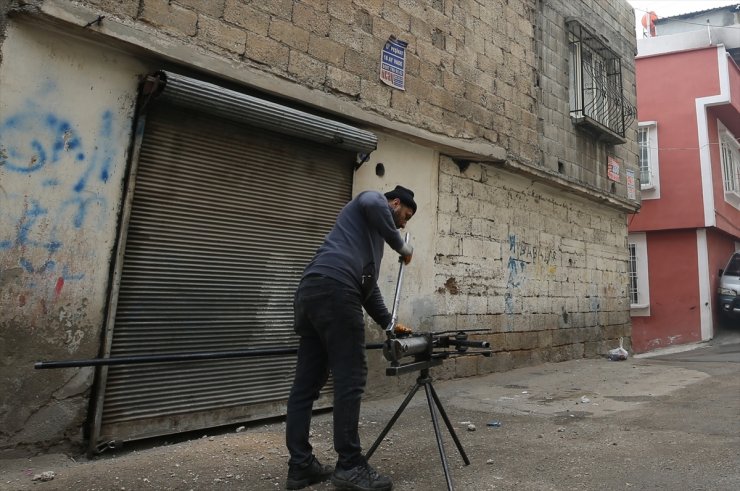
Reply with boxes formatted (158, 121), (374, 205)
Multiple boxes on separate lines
(386, 232), (410, 334)
(35, 343), (385, 369)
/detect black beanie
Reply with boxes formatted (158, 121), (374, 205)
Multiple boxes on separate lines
(384, 185), (417, 213)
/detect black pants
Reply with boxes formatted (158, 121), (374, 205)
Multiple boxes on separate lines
(285, 275), (367, 470)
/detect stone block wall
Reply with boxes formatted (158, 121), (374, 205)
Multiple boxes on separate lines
(430, 156), (630, 379)
(11, 0), (536, 166)
(535, 0), (639, 200)
(12, 0), (639, 204)
(0, 0), (642, 450)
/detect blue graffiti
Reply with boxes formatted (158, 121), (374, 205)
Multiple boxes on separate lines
(16, 200), (46, 245)
(1, 112), (82, 173)
(15, 258), (83, 280)
(1, 107), (113, 192)
(0, 104), (118, 282)
(61, 265), (85, 281)
(11, 199), (62, 253)
(504, 292), (514, 314)
(19, 258), (33, 272)
(72, 110), (114, 191)
(19, 258), (56, 274)
(590, 297), (600, 311)
(507, 257), (526, 288)
(505, 234), (528, 320)
(98, 110), (113, 183)
(60, 194), (107, 229)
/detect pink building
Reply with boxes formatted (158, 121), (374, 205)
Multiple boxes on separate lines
(629, 14), (740, 353)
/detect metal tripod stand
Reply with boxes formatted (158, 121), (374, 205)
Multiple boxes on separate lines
(365, 357), (470, 491)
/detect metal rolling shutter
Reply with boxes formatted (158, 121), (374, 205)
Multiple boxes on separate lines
(98, 101), (358, 442)
(154, 71), (377, 154)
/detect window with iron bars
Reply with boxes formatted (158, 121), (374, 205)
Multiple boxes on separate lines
(637, 122), (660, 198)
(638, 127), (651, 186)
(628, 243), (639, 304)
(720, 130), (739, 195)
(628, 233), (650, 314)
(567, 20), (636, 144)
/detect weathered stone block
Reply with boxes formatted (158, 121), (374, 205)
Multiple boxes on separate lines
(454, 355), (478, 378)
(328, 19), (365, 52)
(344, 47), (377, 79)
(177, 0), (226, 17)
(269, 18), (310, 51)
(431, 357), (456, 381)
(308, 34), (345, 66)
(140, 0), (198, 37)
(288, 50), (327, 84)
(479, 350), (513, 373)
(300, 0), (328, 11)
(359, 79), (392, 106)
(326, 66), (361, 96)
(245, 32), (290, 70)
(253, 0), (294, 19)
(223, 0), (270, 35)
(197, 15), (247, 54)
(467, 294), (487, 315)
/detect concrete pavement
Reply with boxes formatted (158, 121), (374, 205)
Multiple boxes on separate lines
(2, 329), (739, 490)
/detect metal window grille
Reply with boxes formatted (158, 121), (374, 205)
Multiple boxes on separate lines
(628, 243), (639, 305)
(567, 20), (636, 141)
(629, 244), (639, 304)
(638, 127), (651, 186)
(721, 138), (740, 193)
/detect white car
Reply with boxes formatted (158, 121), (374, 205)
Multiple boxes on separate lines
(718, 252), (740, 323)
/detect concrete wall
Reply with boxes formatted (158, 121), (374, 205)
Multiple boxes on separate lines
(0, 21), (147, 451)
(631, 230), (702, 352)
(632, 47), (719, 231)
(352, 132), (439, 328)
(351, 132), (441, 394)
(630, 39), (740, 351)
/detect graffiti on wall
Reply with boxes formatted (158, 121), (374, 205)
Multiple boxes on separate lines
(505, 234), (560, 326)
(0, 102), (120, 303)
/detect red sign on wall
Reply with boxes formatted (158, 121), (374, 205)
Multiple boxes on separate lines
(607, 155), (621, 182)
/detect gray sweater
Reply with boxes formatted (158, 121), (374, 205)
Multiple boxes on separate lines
(303, 190), (412, 328)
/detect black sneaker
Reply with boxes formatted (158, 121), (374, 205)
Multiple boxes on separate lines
(331, 461), (393, 491)
(286, 455), (333, 490)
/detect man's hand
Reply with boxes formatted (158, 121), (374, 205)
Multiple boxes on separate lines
(399, 243), (413, 265)
(393, 323), (413, 336)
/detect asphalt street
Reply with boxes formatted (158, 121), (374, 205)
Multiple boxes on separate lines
(2, 328), (739, 491)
